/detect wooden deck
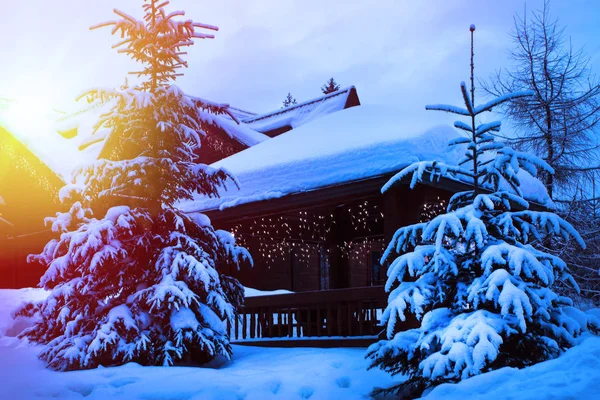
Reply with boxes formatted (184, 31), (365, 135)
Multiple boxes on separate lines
(228, 286), (387, 347)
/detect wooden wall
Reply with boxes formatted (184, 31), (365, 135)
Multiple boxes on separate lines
(218, 182), (453, 293)
(0, 127), (64, 289)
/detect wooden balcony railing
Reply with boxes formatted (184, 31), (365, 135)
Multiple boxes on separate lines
(227, 286), (387, 342)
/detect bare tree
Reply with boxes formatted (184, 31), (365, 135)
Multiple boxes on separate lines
(483, 0), (600, 201)
(484, 1), (600, 306)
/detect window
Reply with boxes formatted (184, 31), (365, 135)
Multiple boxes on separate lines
(319, 246), (330, 290)
(370, 250), (383, 286)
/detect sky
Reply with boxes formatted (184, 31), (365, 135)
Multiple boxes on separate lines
(1, 0), (600, 131)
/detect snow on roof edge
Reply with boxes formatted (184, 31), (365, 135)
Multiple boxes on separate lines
(179, 104), (553, 215)
(242, 86), (356, 124)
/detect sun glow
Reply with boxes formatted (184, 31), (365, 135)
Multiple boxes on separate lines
(3, 95), (58, 140)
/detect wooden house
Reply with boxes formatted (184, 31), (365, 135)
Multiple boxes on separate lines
(179, 103), (552, 293)
(0, 87), (552, 343)
(0, 87), (360, 288)
(176, 97), (551, 343)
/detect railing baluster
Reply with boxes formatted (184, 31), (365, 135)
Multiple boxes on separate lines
(287, 308), (293, 338)
(250, 309), (256, 339)
(316, 307), (322, 337)
(337, 302), (343, 336)
(278, 308), (283, 337)
(242, 310), (247, 339)
(347, 302), (352, 336)
(268, 307), (273, 338)
(357, 300), (363, 335)
(296, 307), (302, 338)
(327, 304), (333, 336)
(370, 300), (375, 335)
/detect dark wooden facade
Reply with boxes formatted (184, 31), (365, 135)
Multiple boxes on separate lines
(0, 127), (64, 288)
(207, 174), (454, 293)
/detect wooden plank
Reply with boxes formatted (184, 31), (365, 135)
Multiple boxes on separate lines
(296, 307), (302, 338)
(316, 307), (322, 337)
(287, 309), (293, 338)
(250, 309), (256, 339)
(235, 314), (240, 340)
(357, 300), (363, 335)
(268, 307), (273, 338)
(369, 300), (375, 335)
(337, 303), (342, 337)
(347, 302), (352, 336)
(242, 311), (248, 339)
(306, 308), (312, 337)
(258, 308), (264, 338)
(327, 304), (333, 336)
(278, 308), (283, 337)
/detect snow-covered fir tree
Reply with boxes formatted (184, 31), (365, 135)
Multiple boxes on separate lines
(321, 77), (340, 94)
(16, 0), (251, 371)
(282, 92), (297, 108)
(367, 25), (599, 398)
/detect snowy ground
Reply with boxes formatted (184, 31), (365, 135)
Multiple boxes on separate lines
(0, 289), (397, 400)
(1, 288), (599, 400)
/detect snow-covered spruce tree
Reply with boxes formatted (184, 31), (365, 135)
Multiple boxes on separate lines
(367, 25), (599, 398)
(282, 92), (297, 108)
(321, 77), (340, 94)
(16, 0), (251, 371)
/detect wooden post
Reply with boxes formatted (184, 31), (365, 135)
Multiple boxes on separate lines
(316, 307), (322, 336)
(327, 304), (333, 336)
(278, 308), (283, 337)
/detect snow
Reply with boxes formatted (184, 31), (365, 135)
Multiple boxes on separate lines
(244, 287), (292, 297)
(242, 86), (355, 134)
(180, 104), (552, 213)
(218, 114), (270, 147)
(0, 289), (599, 399)
(0, 288), (48, 337)
(425, 334), (600, 400)
(0, 289), (396, 400)
(0, 95), (269, 183)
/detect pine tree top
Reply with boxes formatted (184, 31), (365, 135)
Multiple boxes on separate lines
(282, 92), (297, 108)
(321, 77), (341, 94)
(383, 27), (547, 212)
(91, 0), (218, 92)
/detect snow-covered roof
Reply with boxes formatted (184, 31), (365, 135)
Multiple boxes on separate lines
(228, 107), (257, 121)
(179, 104), (552, 214)
(69, 99), (270, 158)
(241, 86), (359, 135)
(0, 96), (270, 182)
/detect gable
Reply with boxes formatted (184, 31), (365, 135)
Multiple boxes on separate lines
(0, 126), (64, 234)
(180, 104), (553, 215)
(242, 86), (360, 137)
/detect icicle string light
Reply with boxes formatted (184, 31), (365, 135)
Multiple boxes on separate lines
(230, 199), (384, 267)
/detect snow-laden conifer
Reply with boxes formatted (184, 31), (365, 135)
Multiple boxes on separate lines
(367, 25), (599, 398)
(282, 92), (297, 108)
(321, 78), (341, 94)
(16, 0), (251, 371)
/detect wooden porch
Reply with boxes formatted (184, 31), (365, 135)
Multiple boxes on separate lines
(228, 286), (387, 347)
